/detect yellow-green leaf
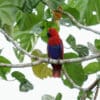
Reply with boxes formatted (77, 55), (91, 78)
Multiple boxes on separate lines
(32, 63), (52, 79)
(31, 49), (47, 61)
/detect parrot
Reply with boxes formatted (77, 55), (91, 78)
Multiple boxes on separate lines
(47, 28), (64, 77)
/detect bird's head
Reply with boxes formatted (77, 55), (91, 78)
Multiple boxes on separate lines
(47, 28), (59, 38)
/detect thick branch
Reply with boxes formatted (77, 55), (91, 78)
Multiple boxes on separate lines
(0, 60), (42, 68)
(0, 53), (100, 68)
(46, 53), (100, 64)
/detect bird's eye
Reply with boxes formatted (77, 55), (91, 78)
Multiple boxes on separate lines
(47, 32), (51, 37)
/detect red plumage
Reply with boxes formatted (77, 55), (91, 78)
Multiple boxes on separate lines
(47, 28), (63, 77)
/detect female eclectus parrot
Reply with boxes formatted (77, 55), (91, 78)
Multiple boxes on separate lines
(47, 28), (63, 77)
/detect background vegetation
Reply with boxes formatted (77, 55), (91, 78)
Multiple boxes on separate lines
(0, 0), (100, 100)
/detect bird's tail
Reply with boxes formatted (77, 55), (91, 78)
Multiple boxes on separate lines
(52, 64), (62, 77)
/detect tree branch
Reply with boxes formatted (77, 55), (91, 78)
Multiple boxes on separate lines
(41, 0), (100, 35)
(94, 85), (100, 100)
(85, 77), (100, 100)
(86, 78), (100, 91)
(42, 53), (100, 65)
(0, 29), (38, 60)
(0, 60), (42, 68)
(56, 10), (100, 35)
(0, 28), (100, 98)
(1, 29), (100, 67)
(62, 67), (85, 91)
(0, 53), (100, 68)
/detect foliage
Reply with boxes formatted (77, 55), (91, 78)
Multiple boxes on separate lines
(32, 49), (52, 79)
(84, 62), (100, 75)
(42, 93), (62, 100)
(0, 0), (100, 100)
(12, 71), (33, 92)
(68, 0), (100, 25)
(62, 53), (86, 88)
(55, 93), (62, 100)
(78, 90), (93, 100)
(0, 56), (11, 80)
(66, 35), (89, 57)
(42, 94), (55, 100)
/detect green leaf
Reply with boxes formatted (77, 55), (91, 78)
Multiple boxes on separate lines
(61, 76), (73, 88)
(2, 24), (13, 35)
(31, 49), (47, 59)
(32, 49), (43, 57)
(31, 49), (52, 79)
(66, 34), (76, 47)
(62, 53), (85, 87)
(12, 71), (33, 92)
(11, 71), (25, 82)
(74, 44), (89, 57)
(20, 80), (33, 92)
(13, 48), (25, 62)
(15, 32), (36, 52)
(32, 63), (52, 79)
(0, 56), (11, 80)
(45, 0), (65, 10)
(67, 35), (89, 57)
(62, 4), (80, 20)
(0, 4), (15, 26)
(13, 31), (37, 62)
(84, 62), (100, 75)
(78, 90), (85, 100)
(21, 0), (41, 13)
(0, 0), (24, 27)
(16, 2), (44, 31)
(95, 39), (100, 50)
(55, 93), (62, 100)
(41, 28), (48, 42)
(44, 8), (52, 19)
(68, 0), (100, 25)
(16, 11), (36, 31)
(78, 90), (93, 100)
(42, 95), (55, 100)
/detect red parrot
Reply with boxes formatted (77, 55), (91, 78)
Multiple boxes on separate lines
(47, 28), (63, 77)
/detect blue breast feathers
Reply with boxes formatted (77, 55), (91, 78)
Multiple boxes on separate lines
(48, 44), (62, 59)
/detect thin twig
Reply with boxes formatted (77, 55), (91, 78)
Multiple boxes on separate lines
(86, 78), (100, 91)
(62, 67), (85, 91)
(94, 85), (99, 100)
(56, 10), (100, 35)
